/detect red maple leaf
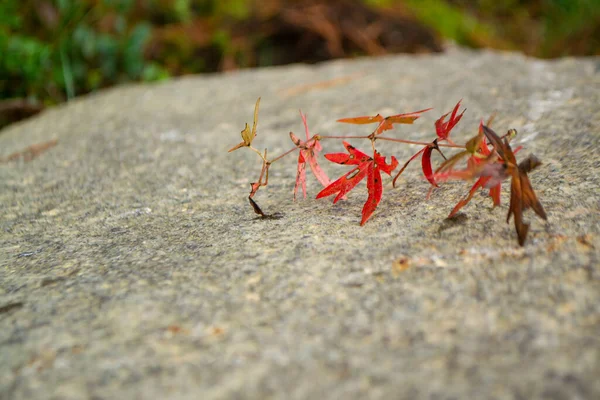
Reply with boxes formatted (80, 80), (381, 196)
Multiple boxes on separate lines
(316, 142), (398, 225)
(289, 111), (331, 200)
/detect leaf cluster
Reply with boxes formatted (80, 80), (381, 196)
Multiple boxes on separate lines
(229, 98), (549, 246)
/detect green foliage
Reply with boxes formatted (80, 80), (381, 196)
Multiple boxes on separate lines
(403, 0), (503, 48)
(215, 0), (251, 20)
(425, 0), (600, 56)
(540, 0), (600, 56)
(0, 1), (22, 29)
(0, 34), (52, 100)
(370, 0), (599, 56)
(0, 0), (169, 105)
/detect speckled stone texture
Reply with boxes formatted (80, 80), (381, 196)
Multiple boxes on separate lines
(1, 48), (599, 400)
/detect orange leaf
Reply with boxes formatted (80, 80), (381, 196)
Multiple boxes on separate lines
(336, 114), (384, 125)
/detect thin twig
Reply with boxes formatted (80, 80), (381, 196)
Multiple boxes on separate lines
(377, 136), (465, 149)
(268, 146), (298, 164)
(319, 134), (371, 140)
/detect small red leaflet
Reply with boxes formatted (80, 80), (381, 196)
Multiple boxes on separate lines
(435, 100), (465, 143)
(289, 111), (331, 200)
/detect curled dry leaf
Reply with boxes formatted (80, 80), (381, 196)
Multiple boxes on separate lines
(482, 125), (547, 246)
(228, 97), (261, 152)
(434, 123), (514, 217)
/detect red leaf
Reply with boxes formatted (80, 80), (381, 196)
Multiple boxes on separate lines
(298, 111), (331, 188)
(433, 126), (513, 208)
(489, 183), (502, 207)
(290, 111), (331, 200)
(361, 163), (383, 225)
(324, 141), (370, 165)
(293, 151), (307, 200)
(316, 163), (369, 203)
(317, 144), (398, 224)
(448, 176), (488, 217)
(305, 141), (331, 188)
(374, 152), (398, 175)
(421, 145), (437, 187)
(435, 100), (465, 141)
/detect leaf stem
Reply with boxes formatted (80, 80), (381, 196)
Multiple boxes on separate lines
(249, 146), (267, 161)
(268, 146), (298, 164)
(319, 135), (371, 140)
(377, 136), (465, 149)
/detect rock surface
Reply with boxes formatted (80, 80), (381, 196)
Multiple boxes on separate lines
(1, 48), (599, 399)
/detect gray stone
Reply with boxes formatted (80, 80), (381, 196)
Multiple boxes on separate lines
(1, 47), (599, 399)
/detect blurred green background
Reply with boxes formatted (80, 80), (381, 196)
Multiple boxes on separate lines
(1, 0), (599, 127)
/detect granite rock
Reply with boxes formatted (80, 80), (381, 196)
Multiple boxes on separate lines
(1, 47), (599, 399)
